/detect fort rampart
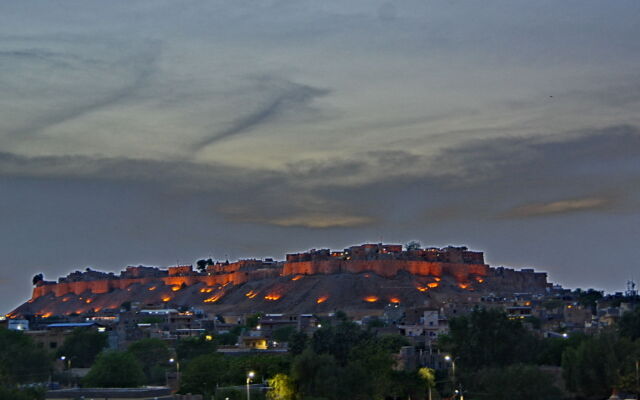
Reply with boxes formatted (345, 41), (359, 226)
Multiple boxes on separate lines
(31, 259), (490, 301)
(281, 259), (489, 281)
(30, 269), (280, 300)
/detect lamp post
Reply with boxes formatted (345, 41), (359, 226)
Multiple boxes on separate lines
(59, 356), (72, 387)
(169, 358), (180, 388)
(59, 355), (71, 370)
(444, 355), (463, 400)
(636, 360), (639, 398)
(246, 371), (255, 400)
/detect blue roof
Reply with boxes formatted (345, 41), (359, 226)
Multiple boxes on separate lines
(47, 322), (97, 328)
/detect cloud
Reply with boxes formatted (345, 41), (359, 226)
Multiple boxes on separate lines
(0, 39), (162, 140)
(246, 214), (374, 229)
(196, 78), (330, 148)
(1, 124), (639, 229)
(501, 196), (615, 219)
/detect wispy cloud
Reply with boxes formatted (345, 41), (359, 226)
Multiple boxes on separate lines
(196, 78), (329, 148)
(501, 197), (614, 219)
(1, 39), (162, 141)
(242, 214), (374, 229)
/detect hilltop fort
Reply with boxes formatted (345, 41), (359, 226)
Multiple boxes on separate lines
(9, 243), (549, 318)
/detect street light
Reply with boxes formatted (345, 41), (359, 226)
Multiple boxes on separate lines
(246, 371), (255, 400)
(444, 355), (463, 400)
(169, 357), (180, 389)
(60, 356), (72, 387)
(59, 355), (71, 369)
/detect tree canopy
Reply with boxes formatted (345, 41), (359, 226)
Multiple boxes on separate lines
(439, 307), (539, 370)
(127, 338), (171, 385)
(176, 335), (217, 362)
(0, 328), (51, 384)
(56, 328), (108, 368)
(83, 351), (145, 388)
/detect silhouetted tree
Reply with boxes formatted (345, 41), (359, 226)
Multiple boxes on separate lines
(619, 305), (640, 340)
(32, 273), (43, 286)
(405, 241), (422, 251)
(83, 351), (144, 388)
(128, 338), (171, 385)
(0, 328), (51, 384)
(196, 259), (207, 272)
(56, 328), (108, 368)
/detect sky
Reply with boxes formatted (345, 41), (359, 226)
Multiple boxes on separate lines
(1, 0), (640, 313)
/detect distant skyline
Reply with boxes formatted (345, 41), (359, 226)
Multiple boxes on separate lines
(2, 0), (640, 313)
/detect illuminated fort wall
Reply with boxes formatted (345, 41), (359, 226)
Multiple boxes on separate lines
(281, 259), (489, 282)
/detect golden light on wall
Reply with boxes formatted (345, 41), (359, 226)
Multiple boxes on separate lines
(476, 278), (484, 283)
(200, 287), (214, 293)
(316, 296), (328, 304)
(291, 275), (303, 281)
(265, 293), (282, 301)
(427, 282), (439, 288)
(245, 290), (258, 299)
(204, 294), (222, 303)
(458, 283), (470, 289)
(171, 286), (182, 291)
(162, 296), (171, 302)
(148, 286), (156, 291)
(417, 286), (428, 292)
(389, 297), (401, 304)
(41, 312), (52, 318)
(434, 277), (441, 282)
(364, 296), (379, 303)
(85, 299), (93, 304)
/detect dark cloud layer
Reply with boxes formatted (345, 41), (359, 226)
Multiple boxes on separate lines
(2, 124), (638, 228)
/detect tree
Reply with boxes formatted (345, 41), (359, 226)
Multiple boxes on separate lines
(311, 321), (368, 366)
(56, 328), (108, 368)
(223, 354), (291, 385)
(128, 338), (171, 385)
(0, 328), (51, 384)
(405, 241), (422, 251)
(389, 370), (425, 400)
(216, 331), (239, 346)
(32, 273), (44, 286)
(575, 288), (604, 313)
(290, 349), (339, 400)
(536, 333), (587, 366)
(346, 339), (396, 400)
(267, 373), (295, 400)
(418, 367), (436, 400)
(288, 332), (307, 356)
(562, 332), (639, 398)
(245, 313), (262, 329)
(272, 326), (296, 343)
(196, 259), (207, 273)
(471, 364), (563, 400)
(83, 351), (145, 388)
(176, 335), (217, 362)
(619, 305), (640, 340)
(179, 353), (228, 397)
(0, 386), (44, 400)
(438, 308), (540, 370)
